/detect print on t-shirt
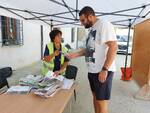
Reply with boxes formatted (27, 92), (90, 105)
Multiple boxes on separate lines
(85, 29), (96, 63)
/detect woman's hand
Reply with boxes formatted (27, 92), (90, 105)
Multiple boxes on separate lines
(54, 50), (60, 56)
(53, 70), (62, 76)
(42, 51), (57, 62)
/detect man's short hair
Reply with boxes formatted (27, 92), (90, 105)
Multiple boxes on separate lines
(79, 6), (95, 16)
(49, 29), (62, 42)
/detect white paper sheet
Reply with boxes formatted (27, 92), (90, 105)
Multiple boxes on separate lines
(45, 71), (64, 81)
(62, 78), (74, 89)
(7, 86), (31, 94)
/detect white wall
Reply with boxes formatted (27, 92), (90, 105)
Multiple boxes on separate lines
(0, 2), (51, 69)
(61, 27), (77, 49)
(0, 13), (79, 70)
(0, 5), (51, 69)
(43, 26), (51, 54)
(0, 2), (78, 69)
(0, 20), (50, 70)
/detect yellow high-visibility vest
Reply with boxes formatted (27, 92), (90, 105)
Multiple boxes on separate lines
(41, 42), (68, 76)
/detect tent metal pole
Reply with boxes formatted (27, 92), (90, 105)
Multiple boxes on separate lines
(53, 22), (80, 26)
(0, 6), (27, 20)
(131, 6), (146, 25)
(41, 25), (44, 59)
(97, 12), (142, 18)
(0, 2), (150, 27)
(0, 5), (26, 12)
(124, 19), (132, 80)
(76, 0), (78, 20)
(123, 6), (146, 80)
(47, 19), (68, 23)
(112, 19), (134, 24)
(96, 4), (150, 17)
(144, 11), (150, 17)
(29, 15), (75, 21)
(0, 5), (48, 16)
(44, 19), (79, 25)
(48, 15), (75, 21)
(62, 0), (76, 19)
(2, 3), (149, 18)
(25, 11), (51, 25)
(49, 0), (75, 11)
(28, 11), (75, 20)
(0, 5), (76, 21)
(144, 10), (150, 17)
(50, 20), (53, 31)
(98, 4), (150, 15)
(0, 5), (75, 21)
(112, 23), (129, 27)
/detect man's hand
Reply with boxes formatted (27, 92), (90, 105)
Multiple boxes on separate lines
(65, 52), (78, 59)
(65, 48), (86, 59)
(98, 71), (108, 83)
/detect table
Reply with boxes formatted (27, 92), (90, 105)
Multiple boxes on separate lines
(0, 84), (77, 113)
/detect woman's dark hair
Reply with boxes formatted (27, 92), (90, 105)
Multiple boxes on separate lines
(49, 29), (62, 42)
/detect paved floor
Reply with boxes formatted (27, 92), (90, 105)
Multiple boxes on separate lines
(4, 55), (150, 113)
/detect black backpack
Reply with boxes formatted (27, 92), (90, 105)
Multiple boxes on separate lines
(0, 76), (9, 88)
(0, 67), (12, 89)
(64, 65), (78, 80)
(0, 67), (12, 78)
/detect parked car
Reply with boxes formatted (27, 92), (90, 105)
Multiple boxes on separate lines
(117, 35), (132, 55)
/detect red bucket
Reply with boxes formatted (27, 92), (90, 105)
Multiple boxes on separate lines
(121, 67), (132, 81)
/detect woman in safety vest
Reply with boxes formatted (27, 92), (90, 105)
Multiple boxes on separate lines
(41, 29), (69, 76)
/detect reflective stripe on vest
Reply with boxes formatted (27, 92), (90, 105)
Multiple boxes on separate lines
(42, 42), (68, 73)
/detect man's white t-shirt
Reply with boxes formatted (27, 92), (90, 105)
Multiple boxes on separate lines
(84, 19), (117, 73)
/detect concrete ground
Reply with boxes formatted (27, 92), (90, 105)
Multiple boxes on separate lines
(4, 55), (150, 113)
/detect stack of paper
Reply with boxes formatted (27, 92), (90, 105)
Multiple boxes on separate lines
(34, 79), (62, 98)
(7, 86), (31, 94)
(38, 78), (62, 88)
(34, 85), (61, 98)
(19, 75), (43, 88)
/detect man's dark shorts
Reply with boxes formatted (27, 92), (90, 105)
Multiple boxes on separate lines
(88, 71), (114, 100)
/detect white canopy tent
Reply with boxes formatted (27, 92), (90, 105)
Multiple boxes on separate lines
(0, 0), (150, 75)
(0, 0), (150, 28)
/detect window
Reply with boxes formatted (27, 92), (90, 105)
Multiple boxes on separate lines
(117, 35), (132, 42)
(0, 16), (23, 46)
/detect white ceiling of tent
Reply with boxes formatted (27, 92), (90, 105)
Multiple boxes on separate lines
(0, 0), (150, 27)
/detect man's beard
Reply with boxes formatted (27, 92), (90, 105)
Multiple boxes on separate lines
(84, 21), (93, 28)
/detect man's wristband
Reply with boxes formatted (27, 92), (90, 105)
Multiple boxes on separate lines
(102, 66), (108, 71)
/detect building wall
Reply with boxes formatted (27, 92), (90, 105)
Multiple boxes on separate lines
(0, 2), (78, 69)
(0, 20), (50, 70)
(61, 27), (77, 49)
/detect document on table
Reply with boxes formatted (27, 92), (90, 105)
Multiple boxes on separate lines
(62, 78), (74, 89)
(45, 71), (74, 89)
(6, 86), (31, 94)
(45, 71), (64, 81)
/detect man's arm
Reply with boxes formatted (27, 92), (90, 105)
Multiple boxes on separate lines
(99, 41), (117, 83)
(66, 48), (86, 59)
(103, 41), (118, 69)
